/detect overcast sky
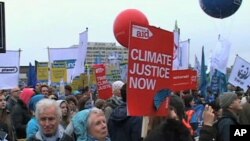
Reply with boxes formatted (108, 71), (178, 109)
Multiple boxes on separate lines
(2, 0), (250, 67)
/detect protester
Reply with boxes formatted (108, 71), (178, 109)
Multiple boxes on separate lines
(104, 80), (124, 120)
(56, 100), (71, 129)
(64, 85), (73, 96)
(144, 94), (193, 141)
(11, 90), (32, 139)
(216, 92), (243, 141)
(0, 92), (16, 141)
(7, 87), (21, 111)
(108, 83), (143, 141)
(65, 95), (78, 118)
(72, 107), (110, 141)
(26, 94), (46, 139)
(40, 84), (49, 96)
(27, 99), (74, 141)
(239, 92), (250, 124)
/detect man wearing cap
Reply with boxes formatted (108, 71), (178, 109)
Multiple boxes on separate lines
(217, 92), (243, 141)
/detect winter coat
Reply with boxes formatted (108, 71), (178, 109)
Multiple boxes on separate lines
(26, 117), (39, 139)
(108, 102), (143, 141)
(144, 119), (193, 141)
(216, 109), (240, 141)
(11, 99), (31, 139)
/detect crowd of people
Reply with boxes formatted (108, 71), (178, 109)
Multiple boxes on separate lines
(0, 81), (250, 141)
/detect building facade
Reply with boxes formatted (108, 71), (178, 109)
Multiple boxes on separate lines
(85, 42), (128, 65)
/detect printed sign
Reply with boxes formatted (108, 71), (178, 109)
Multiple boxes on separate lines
(93, 64), (112, 100)
(127, 23), (174, 116)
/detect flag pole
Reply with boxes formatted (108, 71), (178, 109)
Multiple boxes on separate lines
(47, 46), (51, 86)
(188, 38), (190, 68)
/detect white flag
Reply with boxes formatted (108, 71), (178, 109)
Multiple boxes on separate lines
(71, 30), (88, 81)
(172, 27), (180, 70)
(194, 54), (201, 76)
(0, 50), (20, 89)
(48, 47), (78, 83)
(211, 37), (231, 74)
(228, 56), (250, 92)
(177, 40), (190, 70)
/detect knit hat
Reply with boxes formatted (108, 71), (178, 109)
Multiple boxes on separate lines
(219, 92), (238, 109)
(28, 94), (45, 112)
(20, 88), (35, 107)
(112, 81), (124, 95)
(169, 95), (185, 120)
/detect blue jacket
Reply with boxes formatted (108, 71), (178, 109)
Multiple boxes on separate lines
(26, 117), (39, 139)
(108, 102), (143, 141)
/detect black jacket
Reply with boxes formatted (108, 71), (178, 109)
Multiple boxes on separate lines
(11, 99), (31, 138)
(144, 119), (193, 141)
(216, 109), (240, 141)
(199, 125), (216, 141)
(108, 102), (143, 141)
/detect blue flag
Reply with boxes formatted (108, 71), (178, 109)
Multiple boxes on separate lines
(200, 47), (207, 98)
(27, 62), (37, 88)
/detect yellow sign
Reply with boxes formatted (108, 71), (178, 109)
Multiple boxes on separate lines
(51, 62), (67, 83)
(37, 62), (48, 81)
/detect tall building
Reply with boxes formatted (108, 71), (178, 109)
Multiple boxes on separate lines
(85, 42), (128, 65)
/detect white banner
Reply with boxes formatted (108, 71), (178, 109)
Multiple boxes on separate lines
(178, 40), (189, 70)
(71, 30), (88, 81)
(0, 50), (20, 89)
(48, 47), (78, 83)
(211, 38), (231, 74)
(228, 56), (250, 92)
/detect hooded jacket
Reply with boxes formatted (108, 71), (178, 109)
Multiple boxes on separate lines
(108, 102), (142, 141)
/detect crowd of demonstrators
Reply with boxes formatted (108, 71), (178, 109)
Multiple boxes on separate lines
(1, 80), (250, 141)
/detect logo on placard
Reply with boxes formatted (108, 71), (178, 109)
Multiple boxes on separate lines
(0, 66), (18, 73)
(132, 25), (153, 39)
(237, 65), (250, 80)
(96, 67), (104, 74)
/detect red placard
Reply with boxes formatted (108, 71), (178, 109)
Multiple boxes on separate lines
(171, 69), (198, 92)
(93, 64), (112, 100)
(127, 23), (174, 116)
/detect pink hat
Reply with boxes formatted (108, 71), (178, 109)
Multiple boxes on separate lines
(20, 88), (35, 106)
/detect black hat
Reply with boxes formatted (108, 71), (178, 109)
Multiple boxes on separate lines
(169, 95), (185, 120)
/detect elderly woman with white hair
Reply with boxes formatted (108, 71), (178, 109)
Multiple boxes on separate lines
(72, 107), (110, 141)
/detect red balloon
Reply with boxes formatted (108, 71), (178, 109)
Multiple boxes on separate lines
(113, 9), (149, 48)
